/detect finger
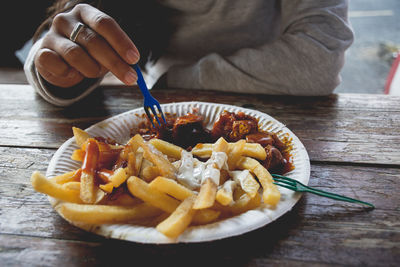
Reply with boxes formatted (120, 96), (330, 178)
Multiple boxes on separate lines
(52, 6), (137, 85)
(35, 50), (84, 88)
(42, 32), (102, 79)
(75, 4), (139, 64)
(35, 48), (71, 77)
(70, 26), (137, 85)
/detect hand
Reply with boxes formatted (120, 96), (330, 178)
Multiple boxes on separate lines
(34, 4), (140, 88)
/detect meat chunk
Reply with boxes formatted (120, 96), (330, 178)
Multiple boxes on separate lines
(211, 111), (258, 141)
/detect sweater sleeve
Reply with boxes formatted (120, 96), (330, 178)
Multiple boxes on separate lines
(24, 38), (103, 106)
(166, 0), (354, 96)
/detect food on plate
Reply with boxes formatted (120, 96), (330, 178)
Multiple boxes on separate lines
(31, 110), (293, 239)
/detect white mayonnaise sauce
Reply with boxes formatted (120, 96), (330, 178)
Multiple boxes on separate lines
(177, 150), (228, 190)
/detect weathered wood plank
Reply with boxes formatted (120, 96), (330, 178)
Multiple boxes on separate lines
(0, 200), (399, 267)
(0, 85), (399, 165)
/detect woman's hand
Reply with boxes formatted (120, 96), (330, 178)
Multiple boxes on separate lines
(34, 3), (140, 88)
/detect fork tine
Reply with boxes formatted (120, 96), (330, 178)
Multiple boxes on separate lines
(273, 182), (297, 191)
(144, 106), (155, 128)
(150, 105), (162, 127)
(272, 177), (296, 186)
(155, 102), (167, 124)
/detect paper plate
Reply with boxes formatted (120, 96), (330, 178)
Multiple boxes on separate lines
(46, 101), (310, 244)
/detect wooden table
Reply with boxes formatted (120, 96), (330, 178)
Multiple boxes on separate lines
(1, 84), (399, 266)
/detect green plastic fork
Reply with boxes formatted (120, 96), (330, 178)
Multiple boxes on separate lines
(272, 174), (375, 208)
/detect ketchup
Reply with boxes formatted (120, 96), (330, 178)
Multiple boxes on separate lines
(82, 139), (99, 174)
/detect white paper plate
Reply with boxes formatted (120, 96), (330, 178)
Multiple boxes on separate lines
(46, 101), (310, 244)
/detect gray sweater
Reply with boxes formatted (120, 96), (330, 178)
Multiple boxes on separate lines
(25, 0), (353, 106)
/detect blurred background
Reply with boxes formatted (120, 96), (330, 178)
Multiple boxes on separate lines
(0, 0), (398, 94)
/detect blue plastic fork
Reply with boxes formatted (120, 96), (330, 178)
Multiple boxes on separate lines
(133, 64), (166, 127)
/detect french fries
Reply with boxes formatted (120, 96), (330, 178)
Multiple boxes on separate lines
(149, 138), (183, 159)
(149, 176), (194, 201)
(31, 171), (82, 203)
(57, 202), (162, 224)
(127, 176), (180, 213)
(193, 178), (218, 209)
(216, 180), (236, 206)
(50, 169), (81, 184)
(237, 157), (280, 206)
(72, 126), (90, 147)
(135, 134), (176, 179)
(192, 142), (267, 160)
(31, 123), (288, 240)
(156, 196), (197, 238)
(194, 137), (228, 210)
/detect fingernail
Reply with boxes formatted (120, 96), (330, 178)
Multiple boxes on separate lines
(124, 69), (137, 85)
(126, 49), (139, 64)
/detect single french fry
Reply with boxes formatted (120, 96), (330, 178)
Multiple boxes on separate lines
(227, 139), (246, 170)
(71, 149), (85, 162)
(149, 176), (194, 201)
(192, 209), (220, 225)
(31, 171), (82, 203)
(253, 165), (281, 206)
(127, 176), (180, 213)
(192, 142), (266, 160)
(216, 180), (236, 206)
(141, 165), (160, 182)
(236, 156), (259, 171)
(156, 196), (197, 238)
(135, 152), (144, 174)
(125, 151), (143, 177)
(72, 127), (90, 148)
(103, 192), (142, 206)
(109, 167), (128, 187)
(237, 157), (280, 205)
(193, 137), (227, 210)
(142, 146), (176, 179)
(213, 137), (229, 153)
(94, 187), (106, 204)
(124, 152), (136, 177)
(97, 169), (113, 183)
(230, 170), (260, 198)
(229, 190), (262, 215)
(150, 212), (171, 227)
(99, 182), (114, 193)
(125, 134), (142, 154)
(80, 139), (99, 204)
(149, 138), (183, 159)
(139, 158), (153, 174)
(242, 143), (267, 161)
(62, 181), (81, 191)
(193, 178), (218, 210)
(80, 172), (95, 203)
(190, 143), (211, 158)
(50, 169), (82, 184)
(112, 135), (141, 169)
(147, 177), (220, 225)
(133, 134), (176, 179)
(56, 202), (162, 224)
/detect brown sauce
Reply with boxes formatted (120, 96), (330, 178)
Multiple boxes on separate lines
(138, 110), (294, 174)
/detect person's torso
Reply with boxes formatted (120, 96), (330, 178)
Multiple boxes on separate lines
(161, 0), (281, 60)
